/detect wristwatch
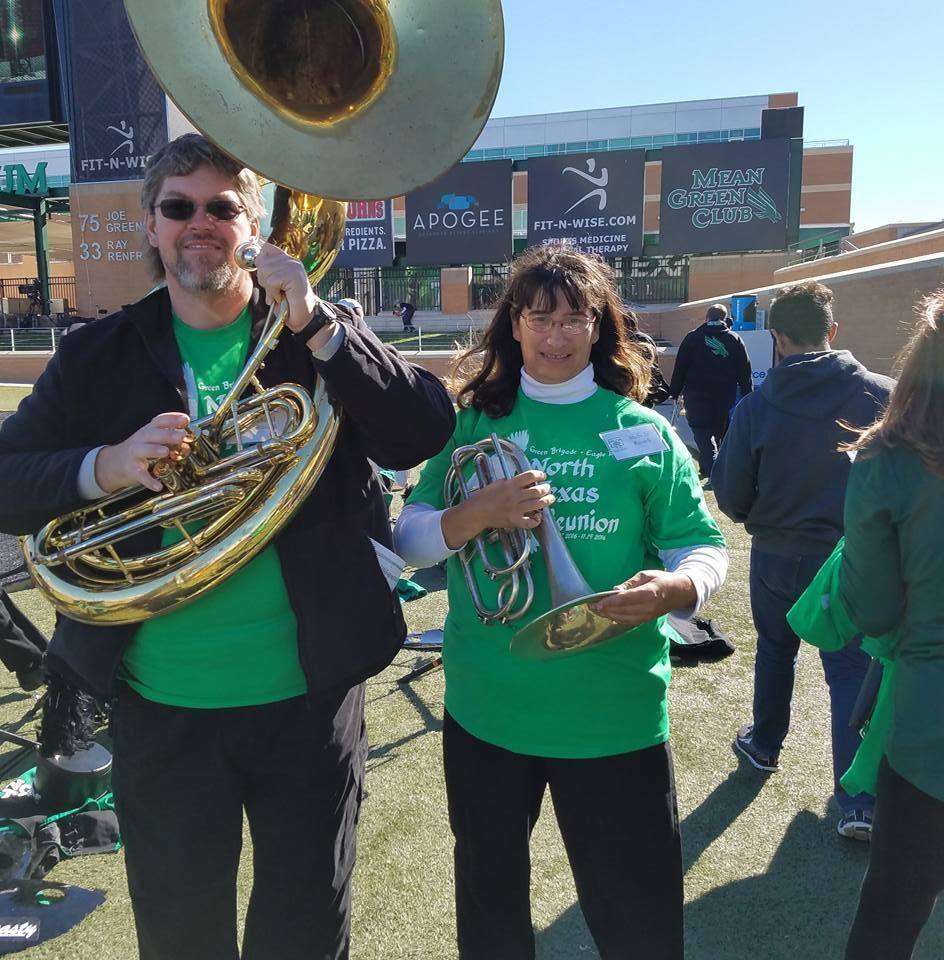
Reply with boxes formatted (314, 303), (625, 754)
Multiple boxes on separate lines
(291, 299), (338, 344)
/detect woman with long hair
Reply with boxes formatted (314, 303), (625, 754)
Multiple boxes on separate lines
(394, 244), (727, 959)
(841, 291), (944, 959)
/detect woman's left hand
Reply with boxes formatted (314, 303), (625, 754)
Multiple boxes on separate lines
(588, 570), (697, 627)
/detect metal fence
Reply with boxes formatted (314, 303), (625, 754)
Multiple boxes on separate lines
(315, 266), (441, 313)
(471, 264), (510, 310)
(612, 257), (689, 305)
(314, 268), (381, 316)
(0, 328), (64, 352)
(377, 266), (441, 311)
(0, 276), (78, 318)
(472, 257), (689, 310)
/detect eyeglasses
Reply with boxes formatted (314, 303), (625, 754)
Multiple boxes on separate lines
(152, 198), (246, 222)
(519, 313), (596, 335)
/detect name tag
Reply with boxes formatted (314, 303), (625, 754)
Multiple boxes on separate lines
(599, 424), (669, 461)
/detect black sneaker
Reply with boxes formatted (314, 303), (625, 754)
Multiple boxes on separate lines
(837, 809), (872, 842)
(733, 723), (780, 772)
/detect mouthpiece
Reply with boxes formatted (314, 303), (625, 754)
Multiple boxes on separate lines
(234, 240), (263, 271)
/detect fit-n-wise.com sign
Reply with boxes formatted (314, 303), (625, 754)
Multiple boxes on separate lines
(527, 149), (645, 257)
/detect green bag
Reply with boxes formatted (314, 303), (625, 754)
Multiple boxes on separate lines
(787, 538), (899, 797)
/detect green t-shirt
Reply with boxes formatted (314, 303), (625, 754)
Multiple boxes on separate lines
(121, 308), (307, 707)
(407, 387), (724, 758)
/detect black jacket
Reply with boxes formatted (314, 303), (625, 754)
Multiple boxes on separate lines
(669, 320), (753, 403)
(628, 330), (671, 407)
(711, 349), (893, 556)
(0, 287), (455, 698)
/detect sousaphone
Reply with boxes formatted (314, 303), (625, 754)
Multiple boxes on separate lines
(124, 0), (505, 201)
(21, 0), (504, 624)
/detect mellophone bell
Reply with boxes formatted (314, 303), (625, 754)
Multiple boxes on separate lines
(394, 242), (729, 958)
(0, 0), (502, 956)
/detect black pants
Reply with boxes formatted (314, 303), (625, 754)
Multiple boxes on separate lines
(845, 758), (944, 959)
(443, 711), (683, 960)
(112, 683), (367, 960)
(683, 391), (732, 479)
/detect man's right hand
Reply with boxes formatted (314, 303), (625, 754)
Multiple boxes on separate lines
(95, 412), (191, 494)
(441, 470), (554, 550)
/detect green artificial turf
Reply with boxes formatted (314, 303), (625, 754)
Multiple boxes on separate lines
(2, 491), (942, 958)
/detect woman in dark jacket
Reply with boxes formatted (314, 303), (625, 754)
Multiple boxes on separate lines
(840, 290), (944, 959)
(622, 309), (671, 407)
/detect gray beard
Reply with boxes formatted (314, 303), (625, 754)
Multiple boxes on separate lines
(169, 254), (239, 294)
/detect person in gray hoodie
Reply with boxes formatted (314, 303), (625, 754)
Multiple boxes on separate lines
(712, 280), (894, 841)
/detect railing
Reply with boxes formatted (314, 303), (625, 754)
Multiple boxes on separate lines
(0, 328), (64, 351)
(791, 230), (850, 262)
(375, 326), (481, 353)
(804, 139), (851, 149)
(613, 256), (689, 305)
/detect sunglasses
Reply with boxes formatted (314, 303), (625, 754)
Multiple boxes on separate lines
(152, 198), (246, 222)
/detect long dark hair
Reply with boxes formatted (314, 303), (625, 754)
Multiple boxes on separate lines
(454, 245), (650, 417)
(843, 290), (944, 477)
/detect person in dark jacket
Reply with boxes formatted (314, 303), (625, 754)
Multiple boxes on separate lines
(394, 300), (417, 332)
(712, 280), (893, 841)
(622, 309), (671, 407)
(0, 134), (455, 960)
(669, 303), (753, 479)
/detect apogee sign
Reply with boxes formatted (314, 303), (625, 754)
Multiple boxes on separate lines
(405, 160), (512, 265)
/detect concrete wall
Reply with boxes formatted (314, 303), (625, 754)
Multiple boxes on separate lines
(775, 228), (944, 284)
(640, 252), (944, 377)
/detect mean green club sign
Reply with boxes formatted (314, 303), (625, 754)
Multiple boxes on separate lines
(658, 139), (791, 254)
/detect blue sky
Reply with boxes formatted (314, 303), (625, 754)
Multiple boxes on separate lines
(490, 0), (941, 231)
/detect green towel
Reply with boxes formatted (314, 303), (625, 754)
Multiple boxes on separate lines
(841, 657), (895, 796)
(396, 578), (427, 602)
(787, 538), (899, 797)
(786, 540), (854, 652)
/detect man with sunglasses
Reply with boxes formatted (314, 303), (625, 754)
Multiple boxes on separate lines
(0, 133), (455, 960)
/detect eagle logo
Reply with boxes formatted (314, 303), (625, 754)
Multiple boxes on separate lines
(507, 429), (530, 453)
(705, 336), (729, 359)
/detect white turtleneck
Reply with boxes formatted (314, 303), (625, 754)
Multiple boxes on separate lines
(393, 364), (726, 616)
(519, 364), (597, 404)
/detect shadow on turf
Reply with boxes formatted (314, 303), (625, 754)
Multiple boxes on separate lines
(366, 675), (443, 780)
(682, 765), (766, 870)
(529, 767), (766, 959)
(538, 800), (943, 960)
